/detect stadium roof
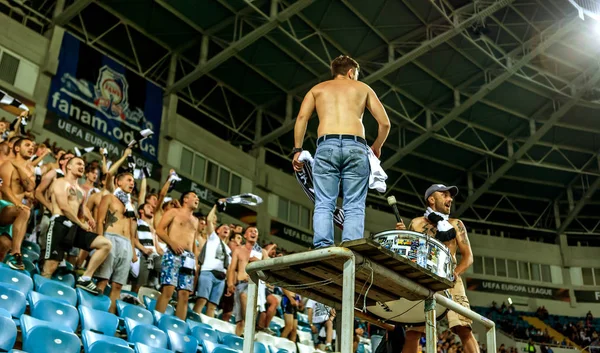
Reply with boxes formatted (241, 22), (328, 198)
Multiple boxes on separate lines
(18, 0), (600, 244)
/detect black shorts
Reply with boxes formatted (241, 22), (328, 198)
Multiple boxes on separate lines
(219, 291), (235, 313)
(282, 296), (298, 316)
(44, 215), (97, 261)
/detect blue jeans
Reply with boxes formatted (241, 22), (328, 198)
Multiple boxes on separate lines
(312, 137), (369, 248)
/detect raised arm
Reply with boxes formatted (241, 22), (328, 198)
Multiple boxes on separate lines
(453, 220), (473, 280)
(156, 169), (174, 209)
(365, 85), (391, 158)
(107, 148), (132, 175)
(137, 177), (147, 207)
(101, 149), (108, 174)
(35, 169), (57, 211)
(206, 204), (218, 235)
(29, 146), (50, 167)
(0, 163), (26, 209)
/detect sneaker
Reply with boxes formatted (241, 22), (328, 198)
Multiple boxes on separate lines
(76, 278), (100, 295)
(261, 327), (276, 335)
(324, 345), (334, 352)
(8, 253), (25, 271)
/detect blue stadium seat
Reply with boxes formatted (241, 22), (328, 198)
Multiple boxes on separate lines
(167, 331), (198, 353)
(37, 280), (77, 306)
(79, 305), (119, 336)
(222, 333), (243, 350)
(0, 315), (17, 351)
(198, 339), (221, 353)
(157, 313), (189, 335)
(0, 307), (10, 318)
(82, 330), (133, 353)
(52, 273), (75, 288)
(191, 325), (220, 344)
(0, 283), (26, 318)
(20, 314), (72, 342)
(0, 267), (33, 294)
(22, 240), (41, 255)
(28, 290), (64, 307)
(21, 247), (40, 263)
(31, 299), (79, 332)
(23, 325), (81, 353)
(143, 296), (174, 316)
(118, 301), (154, 326)
(134, 342), (172, 353)
(254, 341), (268, 353)
(186, 309), (203, 323)
(77, 288), (111, 311)
(212, 347), (240, 353)
(187, 318), (212, 332)
(125, 318), (168, 349)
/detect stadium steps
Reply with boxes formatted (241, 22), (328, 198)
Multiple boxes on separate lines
(522, 316), (586, 352)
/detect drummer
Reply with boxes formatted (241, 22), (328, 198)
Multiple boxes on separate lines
(396, 184), (478, 353)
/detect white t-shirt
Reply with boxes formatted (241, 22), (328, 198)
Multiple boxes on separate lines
(201, 231), (232, 273)
(306, 299), (332, 324)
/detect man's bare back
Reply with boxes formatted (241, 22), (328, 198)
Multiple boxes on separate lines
(310, 79), (370, 137)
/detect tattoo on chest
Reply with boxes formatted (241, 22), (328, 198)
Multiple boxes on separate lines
(76, 190), (83, 202)
(106, 210), (118, 228)
(68, 188), (77, 197)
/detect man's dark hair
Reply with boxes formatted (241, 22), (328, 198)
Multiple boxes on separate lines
(8, 136), (21, 144)
(12, 138), (31, 154)
(85, 164), (98, 174)
(138, 203), (150, 217)
(228, 232), (239, 242)
(330, 55), (359, 77)
(145, 193), (158, 201)
(179, 190), (196, 205)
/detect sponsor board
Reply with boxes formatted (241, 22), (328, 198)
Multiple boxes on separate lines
(466, 278), (570, 301)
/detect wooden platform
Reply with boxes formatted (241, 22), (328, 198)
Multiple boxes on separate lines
(252, 239), (454, 313)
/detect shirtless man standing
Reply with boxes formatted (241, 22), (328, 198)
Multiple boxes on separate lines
(226, 226), (267, 336)
(402, 184), (477, 353)
(292, 55), (391, 248)
(155, 190), (200, 320)
(95, 171), (138, 313)
(0, 138), (35, 269)
(41, 157), (112, 294)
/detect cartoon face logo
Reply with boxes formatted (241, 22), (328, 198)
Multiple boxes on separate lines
(95, 66), (129, 119)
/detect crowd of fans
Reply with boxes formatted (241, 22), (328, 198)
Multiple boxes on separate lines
(0, 110), (375, 352)
(478, 301), (598, 351)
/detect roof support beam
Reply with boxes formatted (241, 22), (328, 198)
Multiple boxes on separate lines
(556, 176), (600, 235)
(362, 0), (516, 85)
(455, 65), (600, 218)
(165, 0), (314, 95)
(380, 18), (579, 169)
(53, 0), (93, 26)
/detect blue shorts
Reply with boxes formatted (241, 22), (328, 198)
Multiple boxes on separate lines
(197, 270), (226, 305)
(160, 249), (195, 292)
(0, 200), (14, 238)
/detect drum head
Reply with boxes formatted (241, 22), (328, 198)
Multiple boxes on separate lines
(367, 293), (450, 325)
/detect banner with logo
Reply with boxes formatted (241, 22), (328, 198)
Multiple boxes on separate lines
(270, 219), (313, 248)
(574, 290), (600, 303)
(172, 175), (257, 224)
(45, 32), (162, 172)
(466, 278), (570, 301)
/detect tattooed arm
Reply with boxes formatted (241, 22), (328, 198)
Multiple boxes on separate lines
(454, 219), (473, 278)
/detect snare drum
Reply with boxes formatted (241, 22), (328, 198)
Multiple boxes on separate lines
(367, 291), (451, 325)
(366, 230), (456, 324)
(373, 230), (455, 280)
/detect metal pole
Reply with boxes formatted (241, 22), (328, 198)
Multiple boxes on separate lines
(242, 278), (259, 353)
(425, 298), (437, 353)
(341, 256), (356, 353)
(487, 324), (497, 353)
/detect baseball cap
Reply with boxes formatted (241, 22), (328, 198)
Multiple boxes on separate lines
(424, 184), (459, 201)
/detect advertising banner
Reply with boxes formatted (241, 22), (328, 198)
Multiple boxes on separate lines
(574, 290), (600, 303)
(270, 219), (313, 248)
(466, 278), (570, 301)
(46, 32), (162, 173)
